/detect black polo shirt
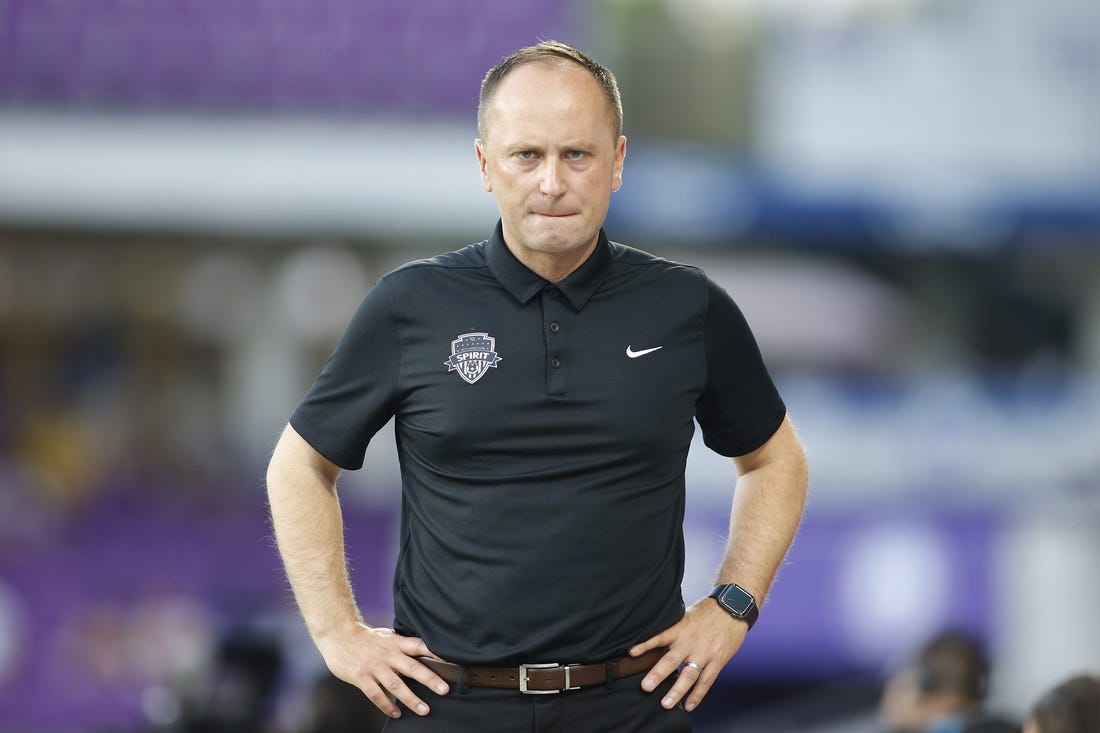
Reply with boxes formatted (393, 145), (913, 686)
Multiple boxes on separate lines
(290, 222), (786, 666)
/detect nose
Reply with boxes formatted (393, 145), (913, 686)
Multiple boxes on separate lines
(539, 159), (566, 197)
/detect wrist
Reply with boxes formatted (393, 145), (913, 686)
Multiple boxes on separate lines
(707, 583), (759, 631)
(307, 612), (367, 644)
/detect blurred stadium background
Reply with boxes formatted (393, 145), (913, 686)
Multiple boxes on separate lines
(0, 0), (1098, 731)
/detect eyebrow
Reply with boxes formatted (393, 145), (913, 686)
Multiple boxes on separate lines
(500, 139), (598, 153)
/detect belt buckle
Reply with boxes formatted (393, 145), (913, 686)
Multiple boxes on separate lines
(519, 662), (580, 694)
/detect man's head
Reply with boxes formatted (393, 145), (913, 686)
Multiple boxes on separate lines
(475, 41), (627, 281)
(478, 41), (623, 142)
(880, 630), (992, 733)
(1024, 675), (1100, 733)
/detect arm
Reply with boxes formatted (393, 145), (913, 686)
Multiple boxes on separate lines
(630, 415), (808, 711)
(266, 424), (449, 719)
(717, 413), (808, 609)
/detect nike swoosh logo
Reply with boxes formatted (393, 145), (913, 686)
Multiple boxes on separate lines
(626, 345), (663, 359)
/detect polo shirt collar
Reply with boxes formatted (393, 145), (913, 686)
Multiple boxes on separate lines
(485, 220), (612, 311)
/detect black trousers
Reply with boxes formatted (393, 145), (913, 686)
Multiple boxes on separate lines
(382, 672), (692, 733)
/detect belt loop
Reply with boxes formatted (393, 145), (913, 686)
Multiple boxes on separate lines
(604, 659), (616, 689)
(456, 665), (470, 696)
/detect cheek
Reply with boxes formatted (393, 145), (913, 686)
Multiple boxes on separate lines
(583, 165), (617, 191)
(492, 165), (528, 190)
(501, 168), (530, 188)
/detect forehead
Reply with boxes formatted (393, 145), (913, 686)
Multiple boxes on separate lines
(483, 62), (616, 140)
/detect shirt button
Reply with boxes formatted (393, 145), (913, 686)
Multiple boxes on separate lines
(551, 358), (561, 369)
(547, 288), (559, 298)
(549, 322), (560, 333)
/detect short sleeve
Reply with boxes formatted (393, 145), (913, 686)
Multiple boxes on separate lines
(695, 277), (786, 457)
(289, 277), (400, 470)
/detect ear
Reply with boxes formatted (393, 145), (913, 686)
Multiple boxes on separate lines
(475, 139), (492, 192)
(611, 135), (627, 192)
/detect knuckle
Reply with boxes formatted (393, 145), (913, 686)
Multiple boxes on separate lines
(366, 689), (396, 714)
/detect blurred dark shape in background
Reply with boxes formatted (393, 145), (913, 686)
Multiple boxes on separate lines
(298, 672), (389, 733)
(1024, 674), (1100, 733)
(171, 628), (283, 733)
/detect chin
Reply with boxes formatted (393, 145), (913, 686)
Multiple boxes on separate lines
(524, 225), (586, 251)
(536, 234), (591, 254)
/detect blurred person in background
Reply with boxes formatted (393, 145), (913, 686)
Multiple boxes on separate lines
(299, 671), (390, 733)
(266, 40), (807, 732)
(879, 629), (1020, 733)
(171, 628), (282, 733)
(1022, 674), (1100, 733)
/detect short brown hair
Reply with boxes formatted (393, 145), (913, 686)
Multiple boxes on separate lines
(1031, 675), (1100, 733)
(477, 40), (623, 140)
(911, 630), (991, 702)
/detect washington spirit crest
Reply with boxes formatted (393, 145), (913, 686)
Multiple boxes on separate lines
(444, 332), (502, 384)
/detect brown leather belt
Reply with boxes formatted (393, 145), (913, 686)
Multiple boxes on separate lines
(418, 647), (667, 695)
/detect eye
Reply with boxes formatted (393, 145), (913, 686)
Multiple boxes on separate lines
(516, 151), (537, 160)
(566, 150), (586, 160)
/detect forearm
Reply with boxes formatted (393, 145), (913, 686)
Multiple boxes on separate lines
(631, 422), (807, 710)
(716, 425), (808, 602)
(266, 427), (363, 642)
(265, 427), (449, 717)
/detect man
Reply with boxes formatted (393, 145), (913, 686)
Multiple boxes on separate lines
(879, 630), (1020, 733)
(1023, 674), (1100, 733)
(267, 41), (807, 732)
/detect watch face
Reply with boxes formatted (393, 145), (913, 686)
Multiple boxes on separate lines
(719, 585), (755, 616)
